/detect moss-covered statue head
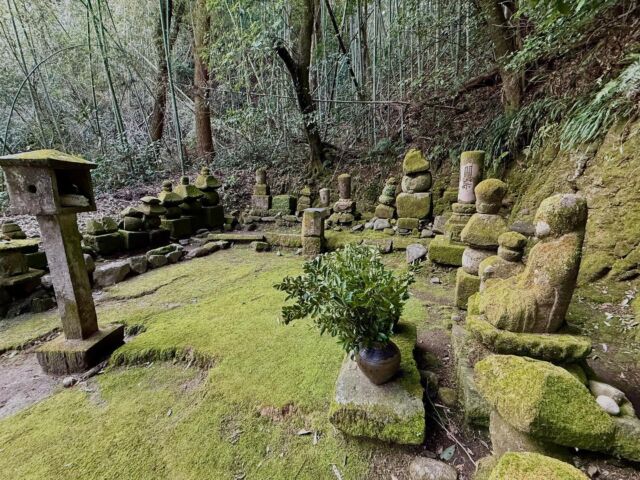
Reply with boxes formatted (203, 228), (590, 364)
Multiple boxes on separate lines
(534, 194), (587, 239)
(475, 178), (507, 214)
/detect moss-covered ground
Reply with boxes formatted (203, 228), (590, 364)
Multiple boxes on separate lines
(0, 248), (428, 479)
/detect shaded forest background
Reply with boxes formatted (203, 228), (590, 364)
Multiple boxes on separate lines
(0, 0), (639, 210)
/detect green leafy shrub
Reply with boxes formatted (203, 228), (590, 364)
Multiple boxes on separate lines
(275, 244), (415, 354)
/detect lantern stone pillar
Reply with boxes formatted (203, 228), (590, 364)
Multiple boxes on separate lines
(0, 150), (124, 374)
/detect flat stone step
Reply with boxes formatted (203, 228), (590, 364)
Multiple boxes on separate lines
(329, 322), (425, 445)
(207, 233), (266, 243)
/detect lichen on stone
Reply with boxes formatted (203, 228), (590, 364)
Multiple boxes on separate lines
(488, 452), (588, 480)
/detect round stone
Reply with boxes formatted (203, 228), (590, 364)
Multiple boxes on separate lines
(402, 172), (432, 193)
(499, 231), (527, 250)
(498, 246), (522, 262)
(596, 395), (620, 416)
(408, 457), (458, 480)
(462, 247), (494, 275)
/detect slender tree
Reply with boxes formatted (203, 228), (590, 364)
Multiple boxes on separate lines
(477, 0), (522, 113)
(275, 0), (325, 173)
(193, 0), (215, 162)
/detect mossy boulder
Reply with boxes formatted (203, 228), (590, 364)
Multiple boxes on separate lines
(488, 452), (588, 480)
(396, 193), (432, 219)
(499, 231), (527, 250)
(402, 149), (430, 175)
(475, 355), (616, 451)
(467, 315), (591, 362)
(613, 416), (640, 462)
(428, 235), (464, 266)
(460, 213), (508, 249)
(329, 323), (425, 445)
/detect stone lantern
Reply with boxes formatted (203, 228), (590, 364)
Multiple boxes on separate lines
(0, 149), (124, 374)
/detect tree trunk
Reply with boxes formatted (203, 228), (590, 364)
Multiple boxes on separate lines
(478, 0), (522, 113)
(193, 0), (214, 163)
(275, 0), (325, 174)
(150, 0), (182, 143)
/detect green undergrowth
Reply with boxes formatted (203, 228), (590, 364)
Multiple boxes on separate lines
(0, 248), (428, 479)
(0, 313), (60, 353)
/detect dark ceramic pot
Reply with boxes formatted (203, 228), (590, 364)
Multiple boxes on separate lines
(356, 341), (401, 385)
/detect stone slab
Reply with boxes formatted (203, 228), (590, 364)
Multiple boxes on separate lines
(264, 233), (302, 249)
(329, 322), (425, 445)
(207, 233), (266, 243)
(467, 315), (592, 362)
(428, 235), (465, 266)
(119, 230), (149, 251)
(0, 238), (40, 254)
(36, 323), (124, 374)
(24, 251), (48, 270)
(160, 218), (192, 240)
(83, 232), (123, 256)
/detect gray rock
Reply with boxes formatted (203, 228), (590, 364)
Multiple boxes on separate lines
(166, 250), (183, 264)
(364, 221), (374, 230)
(93, 260), (131, 288)
(62, 377), (77, 388)
(148, 255), (169, 269)
(430, 277), (441, 284)
(432, 216), (447, 234)
(379, 240), (394, 254)
(351, 224), (365, 232)
(408, 457), (458, 480)
(128, 255), (148, 275)
(251, 241), (270, 252)
(83, 253), (95, 274)
(179, 239), (190, 246)
(373, 218), (391, 231)
(589, 381), (627, 405)
(41, 274), (53, 289)
(186, 246), (209, 259)
(406, 244), (428, 264)
(421, 229), (435, 238)
(510, 220), (535, 237)
(596, 395), (621, 416)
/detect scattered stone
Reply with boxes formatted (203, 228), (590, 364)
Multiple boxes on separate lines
(406, 244), (428, 264)
(596, 395), (620, 416)
(588, 381), (626, 405)
(83, 253), (95, 274)
(430, 277), (441, 284)
(408, 457), (458, 480)
(438, 387), (457, 408)
(373, 219), (391, 231)
(128, 255), (148, 275)
(510, 220), (536, 237)
(488, 452), (588, 480)
(147, 255), (168, 269)
(432, 216), (447, 234)
(93, 260), (131, 288)
(251, 241), (270, 252)
(166, 250), (183, 264)
(421, 229), (434, 238)
(179, 239), (190, 246)
(62, 377), (77, 388)
(351, 224), (364, 233)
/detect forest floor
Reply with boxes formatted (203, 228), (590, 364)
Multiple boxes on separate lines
(0, 245), (639, 479)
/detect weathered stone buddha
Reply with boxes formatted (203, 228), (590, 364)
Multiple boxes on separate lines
(477, 194), (587, 334)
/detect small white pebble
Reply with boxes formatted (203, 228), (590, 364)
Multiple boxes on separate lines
(62, 376), (76, 388)
(596, 395), (620, 416)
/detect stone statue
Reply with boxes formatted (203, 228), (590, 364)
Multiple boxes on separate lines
(477, 194), (588, 333)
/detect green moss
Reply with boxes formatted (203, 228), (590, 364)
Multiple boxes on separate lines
(499, 232), (527, 250)
(475, 179), (507, 205)
(475, 355), (616, 451)
(0, 249), (429, 479)
(396, 193), (432, 219)
(475, 455), (500, 480)
(577, 251), (615, 284)
(460, 214), (508, 248)
(403, 148), (430, 174)
(264, 232), (302, 248)
(467, 315), (591, 362)
(613, 417), (640, 461)
(0, 312), (60, 353)
(428, 235), (464, 266)
(489, 452), (588, 480)
(454, 268), (480, 309)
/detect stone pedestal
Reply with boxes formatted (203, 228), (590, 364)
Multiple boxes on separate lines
(271, 195), (296, 215)
(455, 268), (481, 309)
(428, 235), (466, 266)
(201, 205), (225, 229)
(301, 208), (325, 257)
(120, 230), (149, 251)
(161, 218), (192, 240)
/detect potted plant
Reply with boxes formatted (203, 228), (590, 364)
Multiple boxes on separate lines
(275, 244), (415, 385)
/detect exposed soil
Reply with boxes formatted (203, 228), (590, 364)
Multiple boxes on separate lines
(0, 351), (60, 420)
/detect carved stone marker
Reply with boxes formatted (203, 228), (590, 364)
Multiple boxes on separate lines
(0, 150), (124, 374)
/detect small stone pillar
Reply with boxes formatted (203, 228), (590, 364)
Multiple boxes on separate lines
(319, 188), (331, 208)
(301, 208), (325, 257)
(175, 176), (204, 231)
(429, 151), (485, 267)
(195, 166), (224, 229)
(330, 174), (357, 225)
(454, 179), (508, 309)
(251, 168), (271, 215)
(0, 150), (124, 374)
(296, 186), (312, 215)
